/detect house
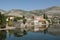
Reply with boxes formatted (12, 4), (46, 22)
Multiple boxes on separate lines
(53, 16), (60, 24)
(33, 16), (49, 31)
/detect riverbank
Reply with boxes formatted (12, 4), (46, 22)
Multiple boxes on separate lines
(0, 27), (16, 30)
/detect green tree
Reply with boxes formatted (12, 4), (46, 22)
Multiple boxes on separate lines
(8, 20), (13, 26)
(22, 15), (27, 24)
(14, 17), (23, 22)
(23, 15), (25, 19)
(0, 12), (6, 27)
(43, 13), (48, 19)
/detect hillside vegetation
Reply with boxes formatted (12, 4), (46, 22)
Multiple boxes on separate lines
(0, 6), (60, 17)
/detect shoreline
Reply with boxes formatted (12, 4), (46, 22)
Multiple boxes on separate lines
(0, 27), (16, 30)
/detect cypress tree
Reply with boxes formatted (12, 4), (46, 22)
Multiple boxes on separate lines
(0, 12), (6, 26)
(43, 13), (48, 19)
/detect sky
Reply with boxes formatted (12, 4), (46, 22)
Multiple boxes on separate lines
(0, 0), (60, 11)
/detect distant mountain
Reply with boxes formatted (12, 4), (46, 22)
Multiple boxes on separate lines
(46, 6), (60, 10)
(0, 9), (6, 14)
(31, 6), (60, 16)
(5, 9), (35, 17)
(45, 6), (60, 16)
(0, 6), (60, 17)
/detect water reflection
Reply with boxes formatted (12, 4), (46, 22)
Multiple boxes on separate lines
(44, 28), (48, 34)
(48, 31), (60, 36)
(13, 29), (27, 37)
(0, 30), (6, 40)
(8, 30), (14, 37)
(0, 27), (60, 40)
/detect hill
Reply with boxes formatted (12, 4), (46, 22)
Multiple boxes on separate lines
(0, 6), (60, 17)
(31, 6), (60, 16)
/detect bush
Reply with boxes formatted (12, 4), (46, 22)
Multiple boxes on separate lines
(14, 17), (23, 21)
(8, 20), (13, 26)
(0, 12), (6, 27)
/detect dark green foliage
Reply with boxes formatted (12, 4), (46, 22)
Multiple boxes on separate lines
(14, 17), (23, 21)
(23, 15), (25, 19)
(0, 30), (6, 40)
(23, 19), (26, 24)
(8, 20), (13, 26)
(43, 13), (48, 19)
(0, 12), (6, 26)
(22, 16), (27, 24)
(32, 16), (34, 19)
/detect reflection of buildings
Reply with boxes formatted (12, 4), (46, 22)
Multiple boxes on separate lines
(0, 30), (6, 40)
(33, 16), (49, 31)
(14, 29), (27, 37)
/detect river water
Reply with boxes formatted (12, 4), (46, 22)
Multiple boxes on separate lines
(0, 29), (60, 40)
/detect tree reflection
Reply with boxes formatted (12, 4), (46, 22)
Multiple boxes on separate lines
(44, 28), (48, 34)
(8, 30), (14, 37)
(14, 29), (27, 37)
(0, 30), (6, 40)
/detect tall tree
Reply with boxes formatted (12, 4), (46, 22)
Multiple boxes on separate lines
(0, 12), (2, 24)
(43, 13), (48, 19)
(0, 12), (6, 26)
